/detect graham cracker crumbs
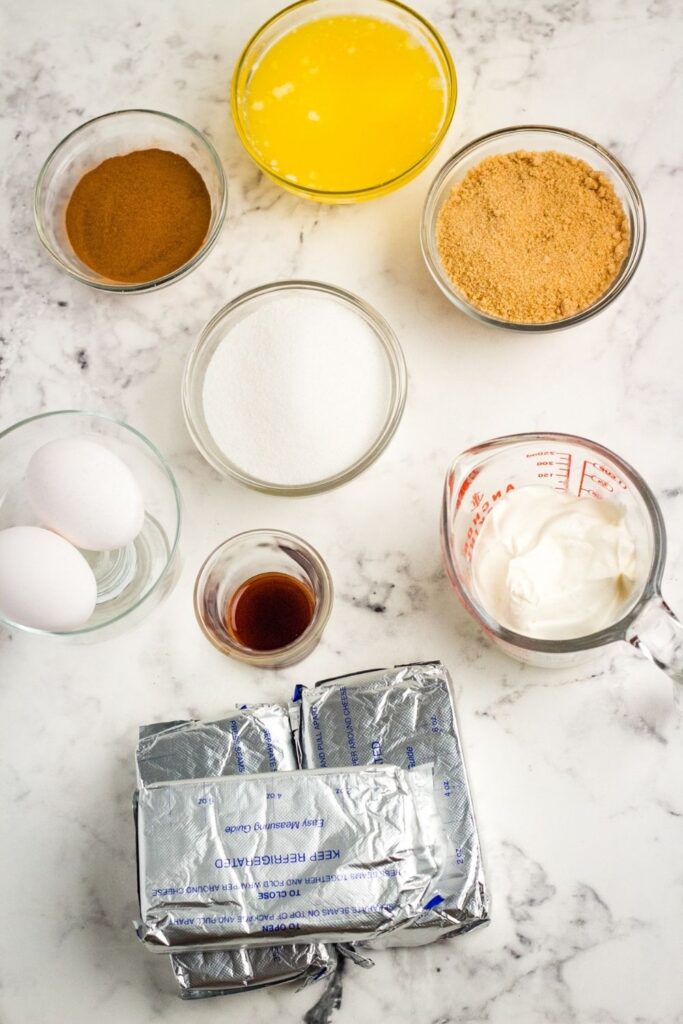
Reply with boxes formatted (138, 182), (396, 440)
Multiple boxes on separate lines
(435, 150), (630, 323)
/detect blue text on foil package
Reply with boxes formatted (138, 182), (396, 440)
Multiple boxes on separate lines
(136, 762), (443, 951)
(291, 661), (489, 945)
(135, 707), (336, 994)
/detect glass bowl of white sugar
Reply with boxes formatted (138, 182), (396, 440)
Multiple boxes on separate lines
(182, 280), (407, 495)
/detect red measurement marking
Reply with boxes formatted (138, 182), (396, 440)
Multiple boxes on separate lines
(530, 450), (572, 491)
(578, 460), (627, 497)
(455, 468), (479, 509)
(462, 482), (515, 559)
(587, 473), (614, 492)
(594, 462), (628, 490)
(554, 452), (572, 492)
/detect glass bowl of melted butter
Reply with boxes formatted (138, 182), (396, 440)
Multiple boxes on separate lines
(231, 0), (457, 203)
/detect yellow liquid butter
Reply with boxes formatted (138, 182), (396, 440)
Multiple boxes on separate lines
(238, 14), (450, 196)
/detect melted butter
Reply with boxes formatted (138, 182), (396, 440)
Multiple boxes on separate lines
(240, 15), (447, 193)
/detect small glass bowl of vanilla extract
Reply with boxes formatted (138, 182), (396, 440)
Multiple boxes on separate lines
(194, 529), (333, 668)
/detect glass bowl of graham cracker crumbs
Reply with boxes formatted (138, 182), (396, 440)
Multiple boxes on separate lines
(421, 125), (645, 331)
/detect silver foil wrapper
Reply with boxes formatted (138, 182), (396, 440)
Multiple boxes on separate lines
(171, 944), (336, 998)
(136, 705), (297, 785)
(135, 707), (335, 995)
(290, 661), (490, 947)
(136, 762), (442, 951)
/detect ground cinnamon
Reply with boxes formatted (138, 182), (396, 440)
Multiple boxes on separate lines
(436, 150), (629, 323)
(65, 148), (211, 284)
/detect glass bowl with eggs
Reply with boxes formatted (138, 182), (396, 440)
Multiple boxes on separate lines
(0, 411), (182, 639)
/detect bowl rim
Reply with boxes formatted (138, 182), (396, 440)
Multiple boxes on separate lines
(182, 279), (408, 496)
(193, 527), (334, 666)
(33, 108), (228, 294)
(230, 0), (457, 202)
(440, 431), (666, 654)
(421, 124), (647, 332)
(0, 409), (182, 636)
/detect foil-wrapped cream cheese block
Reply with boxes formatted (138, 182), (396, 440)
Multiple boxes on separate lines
(136, 706), (295, 786)
(135, 708), (334, 994)
(171, 944), (336, 998)
(290, 661), (490, 946)
(136, 762), (443, 951)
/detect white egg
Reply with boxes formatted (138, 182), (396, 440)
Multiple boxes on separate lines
(0, 526), (97, 631)
(26, 437), (145, 551)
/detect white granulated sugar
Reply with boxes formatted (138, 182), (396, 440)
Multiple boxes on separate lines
(202, 294), (391, 485)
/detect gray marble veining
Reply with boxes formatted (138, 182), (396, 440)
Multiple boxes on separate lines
(0, 0), (682, 1022)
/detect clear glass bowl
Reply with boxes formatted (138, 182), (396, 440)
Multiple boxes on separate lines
(231, 0), (457, 203)
(182, 280), (407, 496)
(34, 109), (227, 293)
(194, 529), (333, 668)
(440, 432), (683, 686)
(0, 411), (182, 639)
(421, 125), (646, 332)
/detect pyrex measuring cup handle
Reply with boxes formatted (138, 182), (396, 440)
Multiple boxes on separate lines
(628, 596), (683, 686)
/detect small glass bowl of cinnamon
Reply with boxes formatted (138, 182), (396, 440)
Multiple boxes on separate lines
(34, 109), (227, 293)
(194, 530), (334, 669)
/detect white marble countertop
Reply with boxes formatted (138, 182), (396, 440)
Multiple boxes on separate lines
(2, 0), (682, 1021)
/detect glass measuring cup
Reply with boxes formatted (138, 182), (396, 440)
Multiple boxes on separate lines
(441, 432), (683, 682)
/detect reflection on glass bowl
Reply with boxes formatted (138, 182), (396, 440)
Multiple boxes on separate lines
(0, 410), (182, 639)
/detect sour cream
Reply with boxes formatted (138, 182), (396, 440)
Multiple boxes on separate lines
(471, 486), (637, 640)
